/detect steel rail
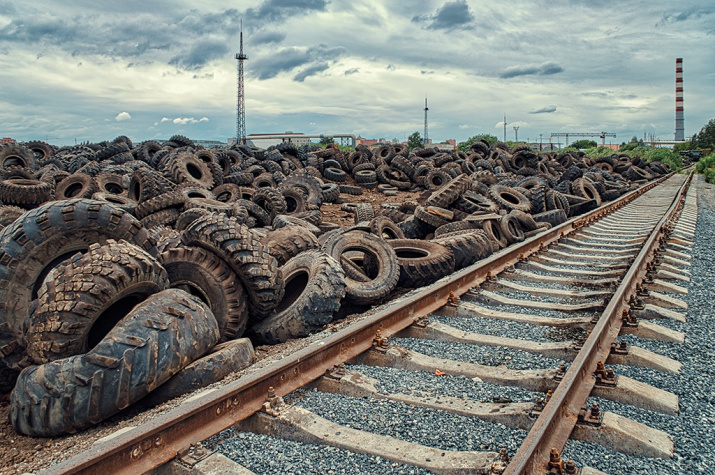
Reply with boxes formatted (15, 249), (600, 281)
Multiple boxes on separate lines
(41, 174), (671, 475)
(506, 171), (693, 475)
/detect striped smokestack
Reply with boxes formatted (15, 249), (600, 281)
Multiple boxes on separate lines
(675, 58), (684, 141)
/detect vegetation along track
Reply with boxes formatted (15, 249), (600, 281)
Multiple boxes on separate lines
(42, 171), (696, 474)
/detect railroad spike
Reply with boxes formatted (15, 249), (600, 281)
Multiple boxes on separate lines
(594, 361), (618, 387)
(372, 329), (390, 352)
(548, 448), (565, 474)
(564, 459), (579, 474)
(262, 386), (286, 416)
(324, 363), (347, 381)
(447, 291), (461, 307)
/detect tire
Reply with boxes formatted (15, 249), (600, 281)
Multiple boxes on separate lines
(10, 290), (218, 437)
(353, 203), (375, 224)
(252, 250), (346, 343)
(424, 168), (452, 190)
(166, 151), (215, 189)
(571, 178), (602, 206)
(54, 174), (98, 200)
(160, 246), (250, 341)
(499, 214), (525, 244)
(141, 338), (255, 406)
(321, 231), (399, 305)
(0, 145), (37, 171)
(414, 206), (450, 229)
(321, 183), (340, 203)
(280, 171), (324, 206)
(0, 205), (25, 228)
(0, 199), (157, 370)
(128, 168), (175, 203)
(434, 220), (480, 237)
(432, 230), (492, 269)
(0, 179), (53, 208)
(397, 216), (430, 239)
(280, 186), (308, 214)
(181, 213), (284, 320)
(25, 141), (55, 161)
(453, 190), (499, 214)
(140, 207), (181, 229)
(252, 188), (288, 220)
(481, 219), (509, 249)
(488, 185), (532, 213)
(135, 191), (185, 219)
(235, 198), (272, 227)
(369, 216), (405, 240)
(213, 183), (242, 203)
(25, 240), (169, 364)
(533, 209), (568, 227)
(259, 225), (319, 265)
(425, 174), (471, 208)
(383, 239), (455, 288)
(339, 184), (363, 195)
(324, 167), (346, 182)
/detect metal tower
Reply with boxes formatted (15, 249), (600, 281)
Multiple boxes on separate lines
(235, 22), (248, 145)
(513, 126), (519, 142)
(423, 97), (429, 145)
(503, 115), (507, 142)
(675, 58), (684, 141)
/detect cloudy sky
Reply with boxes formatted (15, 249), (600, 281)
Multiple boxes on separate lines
(0, 0), (713, 147)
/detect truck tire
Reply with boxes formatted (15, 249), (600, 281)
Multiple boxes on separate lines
(10, 289), (219, 437)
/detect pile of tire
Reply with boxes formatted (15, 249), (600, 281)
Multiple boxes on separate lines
(0, 136), (670, 437)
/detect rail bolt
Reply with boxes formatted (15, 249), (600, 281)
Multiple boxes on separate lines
(548, 448), (565, 474)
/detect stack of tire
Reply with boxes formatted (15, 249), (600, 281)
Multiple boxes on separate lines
(0, 136), (671, 437)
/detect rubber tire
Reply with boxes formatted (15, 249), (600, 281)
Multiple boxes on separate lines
(160, 246), (250, 341)
(487, 185), (532, 213)
(141, 338), (255, 406)
(481, 219), (509, 249)
(425, 174), (471, 208)
(181, 213), (284, 321)
(369, 216), (405, 240)
(259, 225), (319, 265)
(321, 231), (399, 305)
(0, 200), (157, 370)
(0, 179), (53, 208)
(25, 240), (169, 364)
(166, 151), (214, 189)
(533, 209), (568, 227)
(383, 239), (455, 288)
(252, 250), (346, 343)
(10, 289), (218, 437)
(499, 214), (525, 244)
(432, 231), (492, 270)
(54, 174), (98, 200)
(252, 188), (288, 220)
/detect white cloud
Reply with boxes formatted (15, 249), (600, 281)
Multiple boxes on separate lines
(115, 111), (131, 121)
(160, 117), (171, 123)
(199, 117), (209, 122)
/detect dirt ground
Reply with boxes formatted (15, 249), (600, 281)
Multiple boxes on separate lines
(0, 184), (424, 475)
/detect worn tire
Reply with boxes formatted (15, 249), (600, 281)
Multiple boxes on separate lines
(425, 174), (470, 208)
(432, 231), (492, 270)
(181, 213), (284, 320)
(252, 187), (288, 220)
(533, 209), (568, 227)
(54, 174), (98, 200)
(252, 250), (346, 343)
(10, 290), (218, 437)
(369, 216), (405, 240)
(321, 231), (399, 305)
(160, 246), (249, 341)
(25, 240), (169, 364)
(481, 219), (509, 249)
(488, 185), (532, 213)
(499, 214), (525, 244)
(0, 200), (157, 370)
(259, 225), (319, 265)
(383, 239), (455, 288)
(141, 338), (254, 406)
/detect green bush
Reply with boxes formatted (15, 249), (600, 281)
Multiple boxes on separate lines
(696, 153), (715, 183)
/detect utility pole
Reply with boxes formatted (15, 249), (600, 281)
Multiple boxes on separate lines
(513, 126), (519, 142)
(235, 20), (248, 145)
(539, 133), (543, 151)
(503, 114), (506, 142)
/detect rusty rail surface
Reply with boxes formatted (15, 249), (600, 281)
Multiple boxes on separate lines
(41, 174), (673, 475)
(506, 171), (693, 475)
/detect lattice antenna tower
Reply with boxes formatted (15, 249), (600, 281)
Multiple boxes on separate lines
(235, 20), (248, 145)
(423, 97), (429, 146)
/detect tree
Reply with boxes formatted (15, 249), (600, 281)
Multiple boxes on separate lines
(407, 131), (423, 151)
(570, 139), (598, 149)
(693, 119), (715, 149)
(457, 134), (498, 152)
(319, 137), (335, 146)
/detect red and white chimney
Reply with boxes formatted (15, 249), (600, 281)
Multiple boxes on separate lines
(675, 58), (684, 141)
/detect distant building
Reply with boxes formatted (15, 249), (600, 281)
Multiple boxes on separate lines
(432, 139), (456, 151)
(1, 137), (16, 145)
(232, 132), (312, 149)
(195, 139), (226, 148)
(356, 136), (388, 147)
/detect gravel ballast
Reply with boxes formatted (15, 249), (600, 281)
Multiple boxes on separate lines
(562, 177), (715, 473)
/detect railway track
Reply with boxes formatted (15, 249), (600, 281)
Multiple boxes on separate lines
(41, 171), (696, 475)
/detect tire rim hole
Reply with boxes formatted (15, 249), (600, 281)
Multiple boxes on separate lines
(187, 163), (203, 180)
(88, 293), (147, 350)
(64, 183), (84, 198)
(104, 183), (123, 194)
(276, 270), (309, 314)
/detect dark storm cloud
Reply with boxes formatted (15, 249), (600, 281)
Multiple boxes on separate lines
(499, 61), (564, 79)
(294, 62), (329, 82)
(176, 9), (242, 36)
(246, 0), (328, 23)
(413, 0), (475, 30)
(250, 44), (346, 81)
(530, 105), (557, 114)
(0, 1), (15, 14)
(169, 40), (229, 70)
(252, 31), (287, 45)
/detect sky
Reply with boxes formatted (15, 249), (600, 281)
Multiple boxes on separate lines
(0, 0), (713, 147)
